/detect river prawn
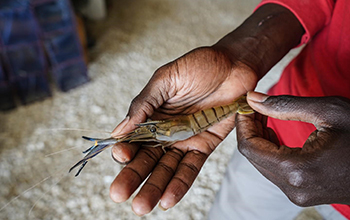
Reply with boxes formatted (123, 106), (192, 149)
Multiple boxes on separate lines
(0, 95), (253, 218)
(69, 95), (254, 177)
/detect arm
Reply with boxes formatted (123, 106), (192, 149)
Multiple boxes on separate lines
(213, 3), (304, 79)
(110, 3), (304, 216)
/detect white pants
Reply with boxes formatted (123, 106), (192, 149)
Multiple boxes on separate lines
(209, 149), (347, 220)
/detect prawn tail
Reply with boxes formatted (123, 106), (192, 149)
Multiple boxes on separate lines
(69, 160), (88, 177)
(82, 136), (102, 142)
(81, 136), (101, 153)
(69, 143), (110, 177)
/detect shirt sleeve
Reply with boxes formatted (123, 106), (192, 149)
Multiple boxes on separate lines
(256, 0), (335, 44)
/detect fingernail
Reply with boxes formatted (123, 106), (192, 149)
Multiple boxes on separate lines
(158, 202), (169, 211)
(132, 206), (145, 217)
(111, 146), (127, 164)
(247, 91), (269, 102)
(111, 116), (130, 137)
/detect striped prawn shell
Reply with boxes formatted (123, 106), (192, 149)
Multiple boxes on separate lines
(188, 96), (254, 134)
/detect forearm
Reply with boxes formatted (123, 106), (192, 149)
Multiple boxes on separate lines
(213, 3), (304, 80)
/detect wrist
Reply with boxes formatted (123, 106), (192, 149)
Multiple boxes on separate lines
(212, 3), (304, 80)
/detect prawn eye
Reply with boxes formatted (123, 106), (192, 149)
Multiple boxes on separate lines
(149, 125), (157, 133)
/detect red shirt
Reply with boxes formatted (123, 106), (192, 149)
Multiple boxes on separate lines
(258, 0), (350, 218)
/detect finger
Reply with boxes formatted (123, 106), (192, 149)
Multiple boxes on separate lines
(109, 147), (164, 203)
(235, 114), (287, 190)
(236, 113), (307, 194)
(246, 91), (349, 129)
(111, 142), (139, 164)
(253, 113), (279, 143)
(247, 92), (318, 124)
(131, 148), (184, 216)
(152, 116), (233, 210)
(110, 67), (174, 161)
(253, 113), (266, 138)
(236, 113), (297, 169)
(111, 116), (131, 136)
(111, 66), (174, 137)
(110, 117), (139, 163)
(267, 127), (280, 145)
(117, 116), (226, 215)
(159, 149), (208, 210)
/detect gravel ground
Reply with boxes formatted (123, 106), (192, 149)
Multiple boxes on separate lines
(0, 0), (309, 219)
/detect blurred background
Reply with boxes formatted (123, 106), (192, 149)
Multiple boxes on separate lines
(0, 0), (306, 219)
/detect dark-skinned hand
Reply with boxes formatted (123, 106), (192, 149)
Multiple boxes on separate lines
(109, 47), (257, 216)
(237, 91), (350, 207)
(108, 3), (305, 216)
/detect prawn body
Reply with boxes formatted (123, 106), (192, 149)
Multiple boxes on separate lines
(69, 95), (254, 176)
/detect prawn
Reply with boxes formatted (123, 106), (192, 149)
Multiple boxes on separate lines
(69, 95), (254, 176)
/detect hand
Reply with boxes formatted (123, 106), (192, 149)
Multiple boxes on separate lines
(109, 2), (305, 214)
(236, 91), (350, 206)
(109, 47), (258, 216)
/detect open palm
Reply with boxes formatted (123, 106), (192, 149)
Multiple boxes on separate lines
(109, 46), (257, 216)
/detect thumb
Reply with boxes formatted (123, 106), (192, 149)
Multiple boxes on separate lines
(111, 68), (174, 137)
(246, 91), (327, 127)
